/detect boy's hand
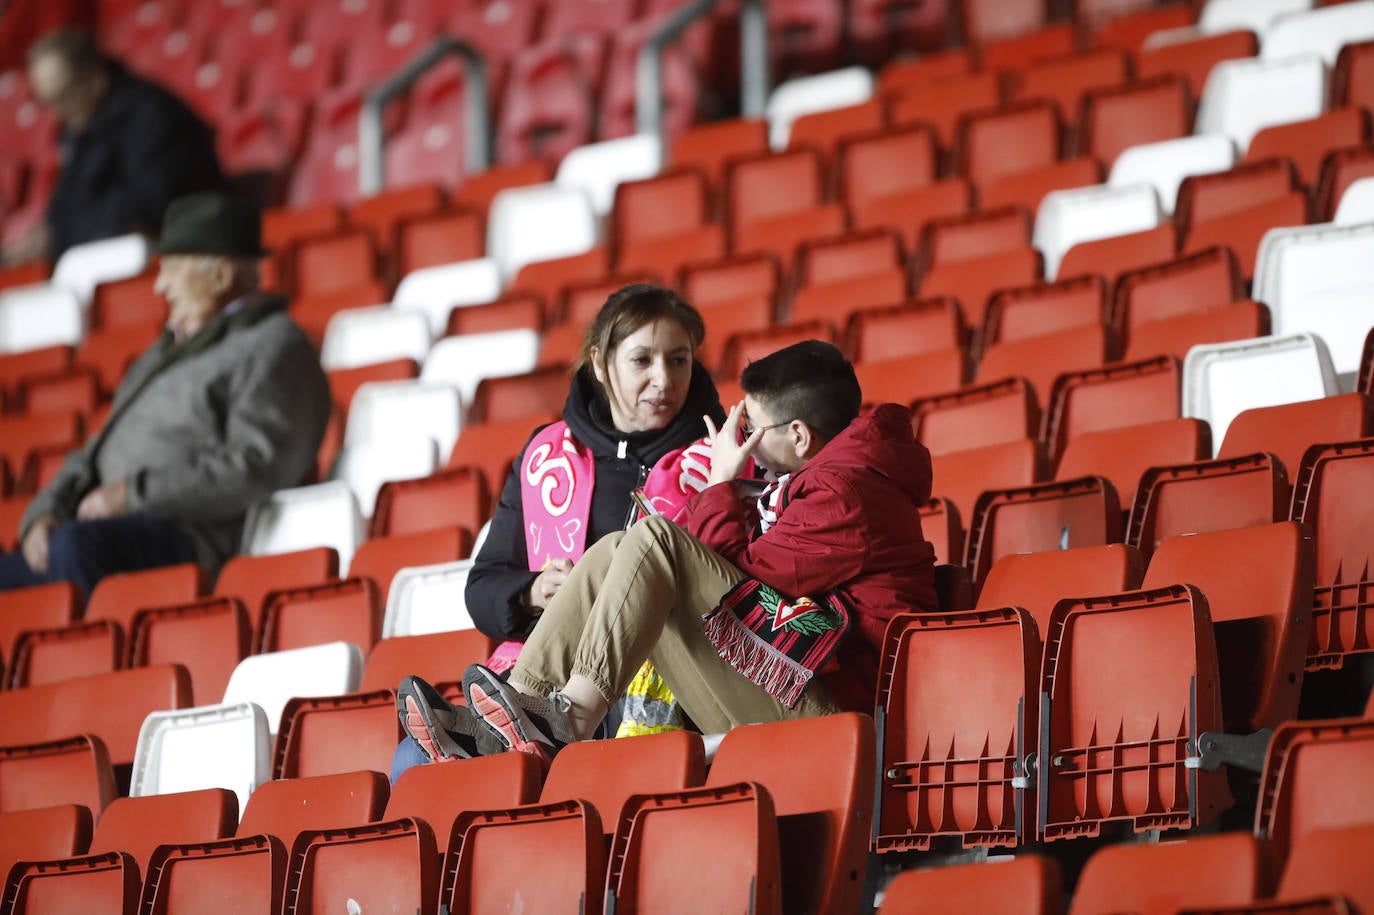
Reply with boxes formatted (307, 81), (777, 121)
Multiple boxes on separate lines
(703, 401), (764, 486)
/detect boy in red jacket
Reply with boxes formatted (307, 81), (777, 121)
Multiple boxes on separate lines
(399, 340), (938, 763)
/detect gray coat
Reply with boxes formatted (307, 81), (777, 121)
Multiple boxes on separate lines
(22, 293), (332, 573)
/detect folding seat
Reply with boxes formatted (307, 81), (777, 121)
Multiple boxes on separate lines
(1244, 109), (1370, 188)
(360, 630), (492, 700)
(389, 257), (501, 337)
(9, 619), (122, 689)
(1013, 47), (1129, 126)
(1086, 2), (1195, 52)
(1042, 354), (1182, 464)
(0, 581), (81, 672)
(128, 596), (252, 706)
(1137, 28), (1257, 99)
(258, 577), (382, 656)
(1218, 393), (1370, 483)
(930, 439), (1044, 529)
(1059, 222), (1179, 287)
(1259, 825), (1374, 914)
(1198, 54), (1328, 154)
(1183, 188), (1309, 281)
(1335, 38), (1374, 114)
(331, 436), (439, 521)
(716, 321), (838, 381)
(976, 542), (1142, 628)
(956, 100), (1062, 189)
(1111, 245), (1243, 335)
(318, 306), (432, 372)
(976, 323), (1114, 407)
(1034, 182), (1163, 281)
(1199, 0), (1309, 37)
(262, 204), (344, 255)
(495, 37), (603, 168)
(445, 410), (553, 496)
(916, 247), (1042, 330)
(241, 480), (365, 574)
(0, 736), (115, 815)
(845, 297), (964, 364)
(139, 833), (288, 914)
(874, 609), (1039, 852)
(380, 560), (481, 640)
(982, 273), (1105, 351)
(726, 150), (842, 258)
(1056, 417), (1211, 507)
(128, 700), (270, 812)
(877, 854), (1062, 914)
(962, 0), (1057, 47)
(685, 295), (771, 373)
(851, 177), (974, 251)
(854, 348), (969, 408)
(1254, 718), (1374, 863)
(554, 135), (662, 222)
(979, 157), (1105, 218)
(1176, 158), (1298, 247)
(85, 562), (206, 635)
(327, 360), (419, 422)
(697, 715), (871, 915)
(667, 118), (770, 189)
(1079, 75), (1192, 170)
(76, 324), (160, 398)
(1252, 222), (1374, 379)
(0, 665), (191, 770)
(0, 848), (142, 912)
(836, 124), (939, 220)
(916, 498), (964, 568)
(1069, 833), (1264, 915)
(370, 467), (488, 541)
(1109, 133), (1237, 217)
(88, 270), (163, 333)
(1336, 176), (1374, 225)
(0, 413), (82, 494)
(787, 272), (906, 327)
(234, 767), (389, 850)
(783, 96), (884, 158)
(281, 816), (440, 914)
(889, 70), (1006, 148)
(0, 805), (93, 892)
(0, 284), (84, 353)
(271, 688), (400, 781)
(1182, 334), (1341, 452)
(349, 527), (468, 607)
(793, 227), (904, 294)
(612, 168), (712, 262)
(920, 207), (1031, 270)
(487, 183), (600, 284)
(1036, 584), (1232, 840)
(910, 378), (1039, 455)
(468, 365), (573, 424)
(603, 782), (781, 914)
(51, 233), (150, 308)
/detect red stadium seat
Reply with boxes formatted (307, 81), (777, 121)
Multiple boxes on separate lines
(395, 209), (484, 277)
(0, 735), (115, 815)
(1136, 29), (1258, 101)
(1183, 192), (1309, 281)
(890, 70), (1005, 149)
(837, 124), (939, 218)
(878, 855), (1062, 914)
(360, 630), (497, 695)
(916, 246), (1041, 330)
(1124, 299), (1270, 365)
(1111, 245), (1243, 334)
(1176, 158), (1298, 238)
(1087, 3), (1193, 53)
(1012, 47), (1129, 125)
(851, 177), (973, 250)
(1055, 417), (1211, 507)
(1334, 39), (1374, 118)
(1042, 354), (1182, 463)
(669, 118), (770, 189)
(979, 157), (1104, 217)
(259, 577), (382, 655)
(980, 22), (1076, 72)
(975, 543), (1143, 634)
(929, 438), (1043, 529)
(957, 99), (1063, 188)
(856, 348), (968, 407)
(128, 596), (252, 706)
(1219, 394), (1372, 485)
(845, 296), (965, 364)
(983, 274), (1106, 348)
(349, 526), (469, 603)
(919, 206), (1031, 269)
(453, 160), (553, 216)
(274, 689), (401, 780)
(878, 49), (975, 97)
(1079, 75), (1191, 168)
(1058, 222), (1179, 288)
(1244, 109), (1371, 188)
(975, 323), (1114, 408)
(1071, 833), (1264, 915)
(910, 377), (1039, 456)
(370, 468), (489, 540)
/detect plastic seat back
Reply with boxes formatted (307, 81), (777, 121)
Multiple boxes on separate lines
(0, 805), (93, 890)
(468, 366), (571, 424)
(140, 834), (287, 915)
(984, 275), (1106, 348)
(387, 751), (541, 843)
(877, 855), (1062, 914)
(223, 642), (364, 735)
(1, 850), (140, 913)
(487, 183), (598, 284)
(910, 378), (1039, 456)
(392, 258), (503, 337)
(1037, 585), (1231, 840)
(89, 788), (238, 877)
(129, 596), (252, 706)
(82, 562), (205, 633)
(1196, 53), (1326, 153)
(1044, 355), (1183, 463)
(1256, 718), (1374, 861)
(213, 547), (340, 636)
(370, 467), (488, 540)
(274, 690), (401, 780)
(1111, 244), (1243, 330)
(975, 544), (1143, 633)
(1034, 182), (1162, 281)
(1081, 75), (1192, 169)
(976, 324), (1114, 408)
(1273, 823), (1374, 913)
(0, 736), (116, 815)
(1219, 394), (1371, 480)
(1144, 522), (1315, 731)
(838, 124), (938, 218)
(1137, 30), (1258, 100)
(917, 247), (1042, 329)
(876, 611), (1038, 852)
(241, 480), (364, 573)
(1108, 133), (1238, 216)
(349, 526), (468, 604)
(1290, 437), (1374, 589)
(1012, 48), (1129, 129)
(0, 582), (81, 671)
(1069, 832), (1263, 915)
(130, 702), (270, 816)
(1056, 417), (1212, 506)
(930, 439), (1043, 529)
(0, 285), (83, 352)
(541, 730), (706, 834)
(379, 559), (478, 638)
(360, 629), (496, 695)
(957, 100), (1062, 188)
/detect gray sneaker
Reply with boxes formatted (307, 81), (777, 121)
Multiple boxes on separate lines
(462, 664), (578, 765)
(396, 675), (504, 761)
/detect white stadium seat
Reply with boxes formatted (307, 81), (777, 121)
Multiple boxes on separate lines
(1183, 333), (1340, 451)
(1108, 133), (1237, 215)
(221, 641), (364, 736)
(0, 284), (84, 352)
(319, 304), (432, 371)
(555, 133), (662, 217)
(129, 702), (270, 815)
(1034, 183), (1162, 281)
(1334, 177), (1374, 226)
(487, 183), (599, 283)
(391, 257), (503, 336)
(51, 233), (150, 307)
(1262, 0), (1374, 65)
(766, 66), (874, 150)
(382, 558), (477, 638)
(421, 328), (542, 408)
(344, 379), (463, 462)
(1198, 0), (1311, 35)
(1195, 53), (1327, 152)
(331, 436), (439, 518)
(241, 479), (364, 572)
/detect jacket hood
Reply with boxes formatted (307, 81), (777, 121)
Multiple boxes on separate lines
(806, 402), (933, 504)
(562, 361), (726, 466)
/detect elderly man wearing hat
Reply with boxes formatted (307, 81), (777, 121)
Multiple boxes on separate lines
(0, 192), (331, 595)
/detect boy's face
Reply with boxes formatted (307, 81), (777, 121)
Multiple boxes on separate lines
(741, 395), (808, 476)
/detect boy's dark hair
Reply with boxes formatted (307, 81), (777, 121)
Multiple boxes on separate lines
(740, 340), (861, 442)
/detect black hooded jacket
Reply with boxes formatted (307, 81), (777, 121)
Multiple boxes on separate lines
(465, 363), (726, 640)
(46, 63), (225, 258)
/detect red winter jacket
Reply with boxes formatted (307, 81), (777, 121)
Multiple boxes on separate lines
(680, 403), (938, 711)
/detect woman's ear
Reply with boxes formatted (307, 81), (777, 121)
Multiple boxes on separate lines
(589, 346), (607, 386)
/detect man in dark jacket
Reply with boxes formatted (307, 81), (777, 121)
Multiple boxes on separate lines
(399, 341), (939, 764)
(0, 192), (331, 594)
(4, 28), (224, 263)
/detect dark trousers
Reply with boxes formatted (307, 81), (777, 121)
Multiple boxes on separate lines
(0, 515), (199, 597)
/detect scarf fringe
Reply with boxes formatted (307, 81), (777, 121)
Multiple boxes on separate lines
(703, 606), (813, 708)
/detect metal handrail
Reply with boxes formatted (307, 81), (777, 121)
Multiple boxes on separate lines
(358, 35), (489, 196)
(636, 0), (769, 142)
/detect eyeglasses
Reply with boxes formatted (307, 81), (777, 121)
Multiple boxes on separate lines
(740, 416), (793, 437)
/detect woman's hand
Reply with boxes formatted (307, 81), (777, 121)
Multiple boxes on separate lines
(703, 401), (764, 486)
(526, 557), (574, 612)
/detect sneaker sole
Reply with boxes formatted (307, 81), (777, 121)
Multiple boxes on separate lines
(463, 668), (553, 765)
(403, 696), (449, 761)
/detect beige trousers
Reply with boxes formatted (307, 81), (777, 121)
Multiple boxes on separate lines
(511, 515), (838, 734)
